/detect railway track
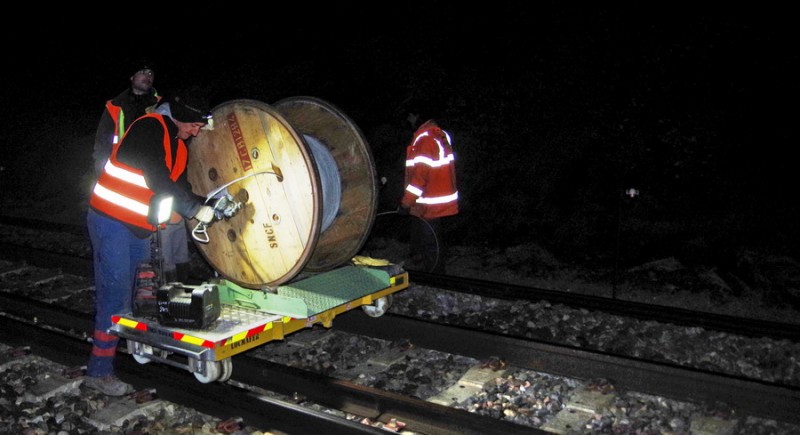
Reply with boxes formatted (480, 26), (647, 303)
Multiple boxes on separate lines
(0, 292), (545, 434)
(4, 265), (799, 434)
(2, 218), (800, 433)
(409, 271), (800, 342)
(0, 312), (391, 434)
(2, 216), (798, 342)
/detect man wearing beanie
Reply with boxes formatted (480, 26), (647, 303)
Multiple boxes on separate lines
(92, 63), (160, 179)
(151, 97), (206, 284)
(84, 90), (216, 396)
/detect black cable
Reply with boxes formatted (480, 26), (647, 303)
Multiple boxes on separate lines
(376, 211), (440, 273)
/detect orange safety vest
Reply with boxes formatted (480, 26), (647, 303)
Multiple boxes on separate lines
(401, 120), (459, 219)
(106, 93), (162, 145)
(89, 114), (188, 231)
(105, 102), (123, 145)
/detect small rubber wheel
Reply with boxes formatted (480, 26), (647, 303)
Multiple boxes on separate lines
(126, 340), (153, 365)
(362, 295), (393, 318)
(218, 358), (233, 382)
(193, 360), (221, 383)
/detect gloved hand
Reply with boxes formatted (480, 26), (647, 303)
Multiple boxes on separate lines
(212, 193), (241, 219)
(194, 205), (215, 224)
(396, 205), (410, 217)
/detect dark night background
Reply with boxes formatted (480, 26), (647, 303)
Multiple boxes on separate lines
(1, 4), (798, 273)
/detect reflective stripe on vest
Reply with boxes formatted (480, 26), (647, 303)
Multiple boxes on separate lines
(404, 134), (458, 206)
(89, 114), (187, 231)
(106, 93), (162, 145)
(105, 101), (123, 145)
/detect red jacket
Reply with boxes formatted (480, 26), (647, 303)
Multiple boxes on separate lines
(401, 120), (459, 219)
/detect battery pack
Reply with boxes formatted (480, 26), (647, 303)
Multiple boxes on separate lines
(157, 283), (221, 329)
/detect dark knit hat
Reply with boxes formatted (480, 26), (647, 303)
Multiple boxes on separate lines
(169, 93), (212, 124)
(131, 59), (156, 75)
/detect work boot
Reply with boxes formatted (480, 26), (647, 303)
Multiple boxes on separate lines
(83, 375), (134, 396)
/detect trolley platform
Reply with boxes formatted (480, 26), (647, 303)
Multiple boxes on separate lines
(109, 265), (408, 383)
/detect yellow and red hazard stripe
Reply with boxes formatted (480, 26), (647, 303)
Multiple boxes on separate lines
(222, 316), (292, 346)
(172, 332), (215, 349)
(112, 315), (147, 331)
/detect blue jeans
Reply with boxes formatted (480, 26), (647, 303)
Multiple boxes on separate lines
(86, 209), (151, 376)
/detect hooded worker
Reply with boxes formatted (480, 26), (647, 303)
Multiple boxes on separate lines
(397, 118), (459, 273)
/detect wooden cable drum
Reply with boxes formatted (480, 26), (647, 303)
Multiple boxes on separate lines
(273, 96), (378, 272)
(186, 97), (377, 289)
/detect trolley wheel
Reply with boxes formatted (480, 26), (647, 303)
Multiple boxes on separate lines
(194, 360), (222, 383)
(126, 340), (153, 364)
(219, 358), (233, 382)
(362, 295), (393, 318)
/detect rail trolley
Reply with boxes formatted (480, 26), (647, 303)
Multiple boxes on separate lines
(109, 97), (408, 382)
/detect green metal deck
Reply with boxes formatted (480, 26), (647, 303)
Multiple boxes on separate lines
(278, 266), (391, 316)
